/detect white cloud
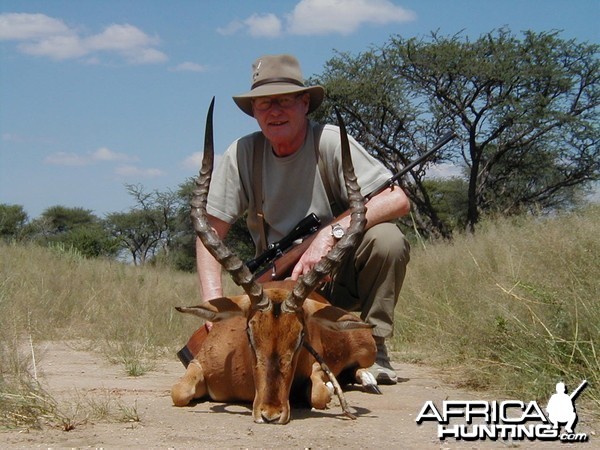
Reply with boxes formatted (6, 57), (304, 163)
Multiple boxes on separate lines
(245, 13), (282, 38)
(218, 13), (282, 38)
(3, 132), (54, 144)
(19, 34), (87, 60)
(0, 13), (70, 40)
(125, 47), (168, 64)
(44, 147), (137, 166)
(0, 13), (167, 64)
(217, 0), (415, 38)
(44, 151), (89, 166)
(114, 165), (165, 177)
(170, 61), (208, 73)
(44, 146), (164, 178)
(2, 133), (22, 143)
(91, 147), (137, 162)
(84, 23), (158, 51)
(287, 0), (416, 35)
(182, 152), (203, 170)
(216, 20), (244, 36)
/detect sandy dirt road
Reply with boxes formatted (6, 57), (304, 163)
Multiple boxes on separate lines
(2, 341), (596, 449)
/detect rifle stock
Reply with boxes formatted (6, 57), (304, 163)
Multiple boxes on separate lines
(253, 211), (348, 283)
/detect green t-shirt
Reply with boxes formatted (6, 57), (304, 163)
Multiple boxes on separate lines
(206, 120), (391, 252)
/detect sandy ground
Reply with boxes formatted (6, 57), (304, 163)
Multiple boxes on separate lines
(2, 341), (597, 449)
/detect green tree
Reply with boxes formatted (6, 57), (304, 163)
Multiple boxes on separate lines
(57, 225), (120, 258)
(153, 178), (197, 271)
(127, 184), (180, 257)
(38, 205), (97, 233)
(0, 204), (28, 241)
(422, 178), (469, 232)
(168, 178), (254, 272)
(311, 47), (458, 238)
(106, 185), (180, 265)
(313, 29), (600, 234)
(25, 205), (117, 258)
(105, 210), (159, 265)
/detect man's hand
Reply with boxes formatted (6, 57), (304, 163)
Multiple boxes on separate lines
(290, 227), (335, 280)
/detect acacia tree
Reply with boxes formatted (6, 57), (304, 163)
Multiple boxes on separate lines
(22, 205), (118, 257)
(105, 210), (160, 264)
(313, 29), (599, 234)
(105, 185), (180, 265)
(38, 205), (98, 233)
(0, 204), (28, 241)
(311, 48), (455, 237)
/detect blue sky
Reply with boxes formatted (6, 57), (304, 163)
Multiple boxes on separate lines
(1, 0), (598, 219)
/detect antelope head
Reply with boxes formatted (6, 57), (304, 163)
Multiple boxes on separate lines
(177, 97), (368, 424)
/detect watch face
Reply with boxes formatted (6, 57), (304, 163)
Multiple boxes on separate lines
(332, 225), (344, 239)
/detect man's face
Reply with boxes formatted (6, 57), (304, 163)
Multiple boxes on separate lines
(252, 93), (310, 155)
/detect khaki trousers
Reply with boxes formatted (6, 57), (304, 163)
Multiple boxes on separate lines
(320, 222), (410, 339)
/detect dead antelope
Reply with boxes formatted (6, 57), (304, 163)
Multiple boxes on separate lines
(171, 98), (380, 424)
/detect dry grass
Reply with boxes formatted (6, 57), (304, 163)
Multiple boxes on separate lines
(0, 242), (206, 428)
(394, 205), (600, 418)
(1, 206), (598, 427)
(0, 242), (203, 349)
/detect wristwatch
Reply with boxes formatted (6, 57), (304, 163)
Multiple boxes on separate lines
(331, 223), (345, 240)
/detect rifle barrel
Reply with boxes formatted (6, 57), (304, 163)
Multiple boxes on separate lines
(369, 131), (457, 200)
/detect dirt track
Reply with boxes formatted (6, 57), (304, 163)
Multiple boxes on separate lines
(2, 341), (596, 449)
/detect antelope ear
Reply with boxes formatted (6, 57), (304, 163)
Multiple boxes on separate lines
(308, 305), (375, 331)
(175, 296), (249, 322)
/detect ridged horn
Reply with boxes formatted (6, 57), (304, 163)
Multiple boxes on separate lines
(190, 98), (268, 310)
(282, 107), (367, 312)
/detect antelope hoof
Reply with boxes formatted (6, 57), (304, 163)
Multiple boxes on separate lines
(325, 381), (334, 397)
(357, 369), (382, 395)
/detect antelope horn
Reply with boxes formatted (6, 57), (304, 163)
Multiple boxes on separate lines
(191, 98), (268, 310)
(283, 107), (367, 312)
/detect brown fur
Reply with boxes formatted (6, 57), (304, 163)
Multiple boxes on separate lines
(171, 283), (376, 424)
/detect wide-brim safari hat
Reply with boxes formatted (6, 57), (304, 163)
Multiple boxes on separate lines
(233, 54), (325, 117)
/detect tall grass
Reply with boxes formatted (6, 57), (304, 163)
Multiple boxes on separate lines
(1, 206), (598, 427)
(0, 242), (202, 349)
(0, 241), (204, 428)
(394, 205), (600, 418)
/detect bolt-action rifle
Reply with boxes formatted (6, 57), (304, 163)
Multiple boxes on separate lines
(245, 213), (322, 273)
(177, 130), (456, 367)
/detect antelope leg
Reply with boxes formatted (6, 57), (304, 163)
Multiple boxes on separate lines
(171, 359), (207, 406)
(304, 341), (357, 420)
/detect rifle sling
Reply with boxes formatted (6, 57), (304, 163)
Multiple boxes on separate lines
(251, 124), (328, 255)
(252, 134), (268, 254)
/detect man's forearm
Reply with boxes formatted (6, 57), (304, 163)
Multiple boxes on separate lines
(194, 214), (232, 300)
(361, 185), (410, 228)
(330, 185), (409, 232)
(196, 236), (224, 300)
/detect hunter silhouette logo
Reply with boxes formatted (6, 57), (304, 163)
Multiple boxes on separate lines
(416, 380), (590, 443)
(546, 380), (587, 435)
